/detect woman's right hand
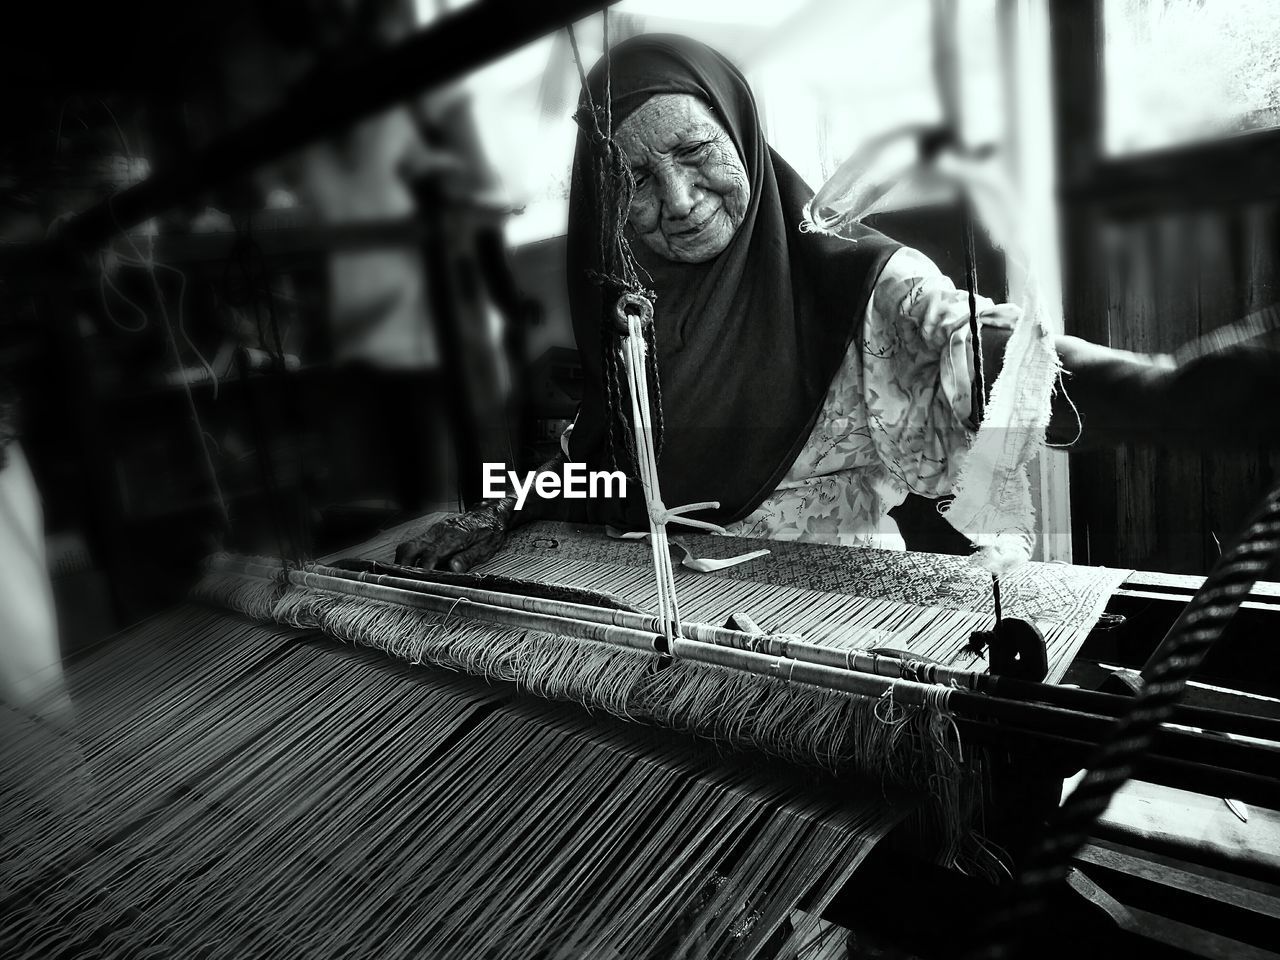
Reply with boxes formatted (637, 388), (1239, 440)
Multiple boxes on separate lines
(393, 499), (513, 572)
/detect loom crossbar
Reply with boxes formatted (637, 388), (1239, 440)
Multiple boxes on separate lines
(202, 557), (1280, 789)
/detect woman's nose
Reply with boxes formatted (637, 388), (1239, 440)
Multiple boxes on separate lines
(657, 167), (698, 220)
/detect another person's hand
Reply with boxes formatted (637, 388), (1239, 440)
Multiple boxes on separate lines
(394, 499), (513, 572)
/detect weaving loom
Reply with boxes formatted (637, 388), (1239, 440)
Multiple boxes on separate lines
(1, 608), (906, 959)
(2, 502), (1262, 958)
(6, 507), (1280, 958)
(7, 2), (1280, 955)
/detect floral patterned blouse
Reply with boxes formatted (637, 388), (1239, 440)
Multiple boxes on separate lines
(563, 247), (1004, 549)
(721, 246), (994, 550)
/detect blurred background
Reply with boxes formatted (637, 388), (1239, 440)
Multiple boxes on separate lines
(1, 0), (1278, 654)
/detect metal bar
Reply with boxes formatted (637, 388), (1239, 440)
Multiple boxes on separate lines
(50, 0), (617, 257)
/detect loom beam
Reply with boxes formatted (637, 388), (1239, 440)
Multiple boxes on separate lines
(200, 554), (1280, 808)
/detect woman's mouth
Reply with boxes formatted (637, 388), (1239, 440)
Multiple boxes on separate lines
(670, 209), (721, 239)
(669, 217), (710, 239)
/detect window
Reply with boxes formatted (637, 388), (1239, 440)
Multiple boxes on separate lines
(439, 0), (1005, 245)
(1104, 0), (1280, 155)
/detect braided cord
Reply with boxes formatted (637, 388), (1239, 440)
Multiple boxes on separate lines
(643, 319), (665, 460)
(974, 482), (1280, 957)
(567, 14), (663, 474)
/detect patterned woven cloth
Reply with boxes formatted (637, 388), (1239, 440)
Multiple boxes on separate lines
(340, 516), (1132, 684)
(503, 523), (1126, 627)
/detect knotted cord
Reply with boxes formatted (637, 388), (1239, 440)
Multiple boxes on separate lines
(567, 15), (725, 642)
(566, 18), (660, 476)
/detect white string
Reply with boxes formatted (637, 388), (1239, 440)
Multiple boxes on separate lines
(620, 321), (678, 640)
(615, 305), (730, 645)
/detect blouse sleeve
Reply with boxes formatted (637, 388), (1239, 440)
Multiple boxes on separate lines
(861, 246), (1011, 498)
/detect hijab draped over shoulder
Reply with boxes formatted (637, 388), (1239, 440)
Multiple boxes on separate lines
(565, 34), (899, 528)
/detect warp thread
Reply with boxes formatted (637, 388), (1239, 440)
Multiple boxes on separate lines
(258, 577), (982, 857)
(5, 607), (910, 959)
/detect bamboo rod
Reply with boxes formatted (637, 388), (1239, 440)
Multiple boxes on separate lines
(201, 558), (1280, 786)
(955, 720), (1280, 812)
(287, 569), (957, 709)
(983, 673), (1280, 744)
(338, 562), (1280, 744)
(292, 570), (665, 656)
(207, 554), (984, 687)
(282, 568), (1280, 780)
(953, 694), (1280, 781)
(308, 566), (1280, 742)
(318, 562), (986, 687)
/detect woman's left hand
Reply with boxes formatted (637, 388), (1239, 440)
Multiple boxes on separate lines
(916, 286), (1021, 349)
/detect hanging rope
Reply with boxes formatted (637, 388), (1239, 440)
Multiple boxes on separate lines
(971, 481), (1280, 957)
(566, 15), (724, 641)
(614, 295), (722, 642)
(566, 17), (661, 475)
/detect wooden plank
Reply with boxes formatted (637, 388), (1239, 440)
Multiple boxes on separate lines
(1242, 203), (1280, 501)
(1065, 208), (1117, 566)
(1094, 213), (1215, 574)
(1066, 869), (1280, 960)
(1066, 127), (1280, 217)
(1119, 905), (1279, 960)
(1110, 221), (1152, 559)
(1063, 657), (1280, 725)
(1123, 570), (1280, 600)
(1074, 841), (1280, 958)
(1078, 841), (1280, 920)
(1110, 587), (1280, 615)
(1047, 0), (1103, 185)
(1049, 0), (1111, 568)
(1084, 836), (1280, 904)
(1150, 215), (1207, 573)
(1093, 778), (1280, 881)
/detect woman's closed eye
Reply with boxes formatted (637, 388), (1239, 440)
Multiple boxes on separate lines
(676, 142), (710, 161)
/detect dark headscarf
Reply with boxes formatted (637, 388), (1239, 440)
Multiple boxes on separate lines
(565, 34), (899, 528)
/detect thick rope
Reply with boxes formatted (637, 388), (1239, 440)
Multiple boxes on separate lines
(566, 17), (662, 471)
(972, 481), (1280, 957)
(617, 303), (725, 641)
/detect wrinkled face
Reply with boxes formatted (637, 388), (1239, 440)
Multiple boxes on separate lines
(615, 94), (750, 263)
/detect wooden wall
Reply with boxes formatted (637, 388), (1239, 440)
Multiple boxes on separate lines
(1074, 204), (1280, 574)
(1052, 0), (1280, 575)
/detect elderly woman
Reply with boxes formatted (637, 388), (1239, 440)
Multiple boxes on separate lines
(396, 34), (1278, 572)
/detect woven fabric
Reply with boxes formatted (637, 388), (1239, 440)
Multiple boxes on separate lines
(342, 517), (1131, 684)
(941, 305), (1061, 573)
